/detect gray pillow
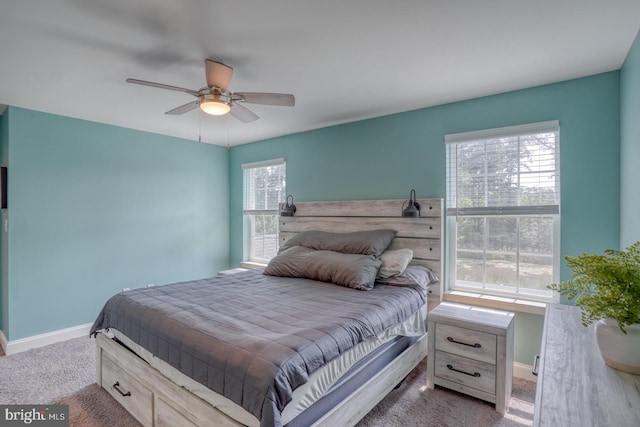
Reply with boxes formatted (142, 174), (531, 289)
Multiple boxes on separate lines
(376, 265), (439, 291)
(377, 248), (414, 279)
(280, 229), (397, 257)
(264, 246), (382, 290)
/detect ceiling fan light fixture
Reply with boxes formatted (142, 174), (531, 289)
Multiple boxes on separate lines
(199, 92), (231, 115)
(200, 99), (231, 115)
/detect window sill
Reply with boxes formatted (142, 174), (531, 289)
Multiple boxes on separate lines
(240, 261), (267, 269)
(443, 290), (547, 315)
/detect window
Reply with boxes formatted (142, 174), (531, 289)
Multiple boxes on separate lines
(243, 158), (286, 263)
(445, 121), (560, 302)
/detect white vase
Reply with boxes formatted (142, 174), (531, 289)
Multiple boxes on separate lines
(594, 319), (640, 375)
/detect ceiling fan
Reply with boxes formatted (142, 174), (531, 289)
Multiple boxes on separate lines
(126, 59), (295, 123)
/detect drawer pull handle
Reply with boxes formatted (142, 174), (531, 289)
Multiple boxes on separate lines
(447, 336), (481, 348)
(532, 355), (540, 376)
(447, 364), (481, 378)
(112, 382), (131, 397)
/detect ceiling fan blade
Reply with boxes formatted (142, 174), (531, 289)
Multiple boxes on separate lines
(126, 78), (199, 96)
(230, 102), (259, 123)
(165, 101), (199, 115)
(235, 92), (295, 106)
(205, 59), (233, 91)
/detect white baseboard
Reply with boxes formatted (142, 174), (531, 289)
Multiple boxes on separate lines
(4, 323), (93, 355)
(513, 361), (537, 382)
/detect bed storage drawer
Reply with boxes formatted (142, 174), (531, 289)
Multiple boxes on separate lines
(101, 353), (153, 426)
(96, 334), (245, 427)
(155, 397), (197, 427)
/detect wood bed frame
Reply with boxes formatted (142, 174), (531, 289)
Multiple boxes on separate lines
(95, 198), (444, 427)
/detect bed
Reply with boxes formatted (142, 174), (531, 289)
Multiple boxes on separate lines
(91, 198), (444, 427)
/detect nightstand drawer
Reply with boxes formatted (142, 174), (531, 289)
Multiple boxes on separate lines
(434, 350), (496, 395)
(435, 323), (497, 364)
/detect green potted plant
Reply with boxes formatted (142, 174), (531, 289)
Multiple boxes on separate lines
(548, 241), (640, 375)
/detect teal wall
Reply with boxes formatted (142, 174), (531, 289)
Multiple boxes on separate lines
(0, 63), (629, 365)
(514, 313), (544, 365)
(230, 72), (620, 277)
(229, 72), (621, 364)
(2, 107), (229, 340)
(0, 110), (8, 334)
(621, 30), (640, 248)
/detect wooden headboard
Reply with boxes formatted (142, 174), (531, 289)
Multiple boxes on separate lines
(278, 198), (444, 303)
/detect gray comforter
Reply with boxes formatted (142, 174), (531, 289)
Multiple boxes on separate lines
(90, 270), (425, 427)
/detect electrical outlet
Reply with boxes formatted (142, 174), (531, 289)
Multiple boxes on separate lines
(147, 283), (154, 288)
(122, 287), (131, 292)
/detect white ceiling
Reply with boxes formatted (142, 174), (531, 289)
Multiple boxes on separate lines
(1, 1), (639, 147)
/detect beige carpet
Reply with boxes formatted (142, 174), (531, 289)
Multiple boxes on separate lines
(2, 337), (536, 426)
(357, 358), (536, 427)
(0, 337), (95, 405)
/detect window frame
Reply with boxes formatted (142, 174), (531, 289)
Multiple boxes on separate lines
(242, 158), (286, 263)
(445, 121), (560, 303)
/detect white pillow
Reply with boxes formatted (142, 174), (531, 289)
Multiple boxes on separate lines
(377, 248), (413, 279)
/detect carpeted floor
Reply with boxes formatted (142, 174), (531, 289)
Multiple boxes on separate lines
(0, 337), (95, 405)
(357, 358), (536, 427)
(0, 337), (536, 426)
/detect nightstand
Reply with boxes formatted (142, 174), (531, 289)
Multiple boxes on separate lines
(426, 302), (514, 413)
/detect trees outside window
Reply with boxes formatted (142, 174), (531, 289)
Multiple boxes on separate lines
(446, 121), (560, 301)
(243, 159), (286, 263)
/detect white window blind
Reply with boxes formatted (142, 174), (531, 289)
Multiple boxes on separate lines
(242, 158), (286, 262)
(445, 121), (560, 301)
(242, 158), (286, 215)
(446, 121), (560, 216)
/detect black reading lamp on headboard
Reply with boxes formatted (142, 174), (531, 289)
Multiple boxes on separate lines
(280, 194), (297, 216)
(402, 189), (421, 217)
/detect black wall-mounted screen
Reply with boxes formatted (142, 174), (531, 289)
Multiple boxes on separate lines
(1, 166), (6, 209)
